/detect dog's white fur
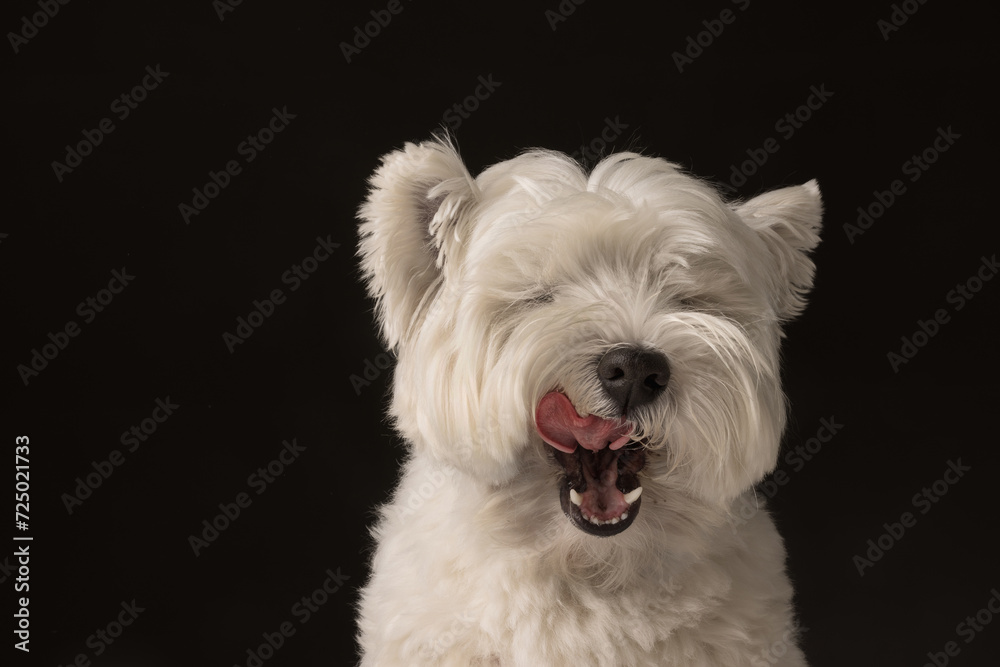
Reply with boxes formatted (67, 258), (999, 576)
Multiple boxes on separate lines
(356, 138), (821, 666)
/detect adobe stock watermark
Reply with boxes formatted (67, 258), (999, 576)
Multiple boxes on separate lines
(214, 0), (244, 21)
(732, 416), (843, 530)
(350, 350), (393, 395)
(187, 438), (306, 556)
(233, 567), (349, 667)
(178, 106), (296, 224)
(16, 267), (135, 386)
(222, 235), (340, 353)
(418, 610), (478, 660)
(640, 576), (805, 666)
(921, 587), (1000, 667)
(750, 623), (803, 667)
(7, 0), (72, 54)
(392, 466), (457, 521)
(441, 74), (502, 132)
(724, 84), (833, 191)
(389, 408), (513, 523)
(877, 0), (930, 41)
(853, 458), (970, 576)
(844, 125), (961, 244)
(887, 253), (996, 373)
(12, 545), (30, 652)
(545, 0), (588, 31)
(50, 64), (169, 182)
(570, 116), (630, 163)
(672, 0), (751, 74)
(61, 396), (180, 515)
(55, 599), (145, 666)
(340, 0), (413, 63)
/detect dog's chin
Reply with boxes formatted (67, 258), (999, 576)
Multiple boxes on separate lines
(552, 445), (647, 537)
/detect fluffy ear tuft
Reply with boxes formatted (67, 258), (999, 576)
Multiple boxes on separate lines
(358, 138), (478, 349)
(736, 180), (823, 320)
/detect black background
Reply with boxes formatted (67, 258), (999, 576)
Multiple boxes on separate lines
(4, 0), (998, 665)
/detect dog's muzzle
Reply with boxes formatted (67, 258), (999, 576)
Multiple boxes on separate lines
(535, 392), (646, 537)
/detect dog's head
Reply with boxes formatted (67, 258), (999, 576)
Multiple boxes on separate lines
(359, 138), (821, 538)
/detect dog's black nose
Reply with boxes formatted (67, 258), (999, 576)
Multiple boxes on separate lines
(597, 346), (670, 411)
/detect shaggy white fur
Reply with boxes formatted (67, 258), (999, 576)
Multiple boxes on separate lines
(356, 137), (822, 666)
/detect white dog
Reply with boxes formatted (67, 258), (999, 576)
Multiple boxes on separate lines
(356, 137), (821, 666)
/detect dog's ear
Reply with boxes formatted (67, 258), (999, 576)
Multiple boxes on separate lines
(735, 181), (823, 321)
(358, 137), (478, 349)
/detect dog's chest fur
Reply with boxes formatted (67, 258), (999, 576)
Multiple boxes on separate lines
(359, 457), (804, 667)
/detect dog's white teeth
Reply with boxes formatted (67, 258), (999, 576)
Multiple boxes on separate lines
(622, 487), (643, 504)
(583, 510), (630, 526)
(569, 488), (583, 506)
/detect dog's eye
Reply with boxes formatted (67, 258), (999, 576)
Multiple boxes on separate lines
(680, 296), (722, 312)
(521, 291), (554, 307)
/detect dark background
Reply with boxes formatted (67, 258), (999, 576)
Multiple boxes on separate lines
(3, 0), (998, 665)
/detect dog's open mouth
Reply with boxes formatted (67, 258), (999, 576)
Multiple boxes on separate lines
(536, 392), (646, 537)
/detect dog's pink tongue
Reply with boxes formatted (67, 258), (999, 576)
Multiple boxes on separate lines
(535, 392), (632, 453)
